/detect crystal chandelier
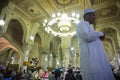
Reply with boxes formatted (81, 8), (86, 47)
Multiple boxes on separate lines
(42, 0), (80, 37)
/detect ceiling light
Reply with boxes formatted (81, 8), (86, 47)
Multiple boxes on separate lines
(42, 0), (81, 37)
(0, 19), (5, 26)
(43, 12), (80, 37)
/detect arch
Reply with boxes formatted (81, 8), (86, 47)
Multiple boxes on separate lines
(100, 27), (119, 55)
(105, 36), (117, 55)
(52, 36), (61, 44)
(5, 18), (26, 66)
(0, 47), (20, 65)
(99, 25), (119, 32)
(0, 37), (18, 52)
(29, 33), (42, 59)
(5, 17), (27, 44)
(6, 19), (24, 46)
(50, 36), (61, 56)
(104, 41), (114, 60)
(34, 32), (42, 48)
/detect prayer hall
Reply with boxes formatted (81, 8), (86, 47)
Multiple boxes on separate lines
(0, 0), (120, 80)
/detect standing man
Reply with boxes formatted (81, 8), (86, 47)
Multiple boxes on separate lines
(76, 8), (114, 80)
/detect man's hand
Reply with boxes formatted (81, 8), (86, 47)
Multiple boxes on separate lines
(99, 34), (105, 41)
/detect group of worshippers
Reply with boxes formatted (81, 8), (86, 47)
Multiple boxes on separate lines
(49, 68), (82, 80)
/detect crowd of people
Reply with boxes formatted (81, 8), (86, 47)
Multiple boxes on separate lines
(0, 64), (83, 80)
(0, 64), (120, 80)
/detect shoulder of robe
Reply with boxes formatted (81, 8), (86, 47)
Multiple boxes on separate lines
(76, 21), (87, 29)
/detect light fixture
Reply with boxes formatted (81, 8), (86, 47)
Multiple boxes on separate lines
(42, 0), (81, 37)
(71, 46), (74, 51)
(0, 19), (5, 26)
(0, 14), (6, 29)
(30, 35), (34, 41)
(0, 19), (5, 29)
(57, 61), (59, 65)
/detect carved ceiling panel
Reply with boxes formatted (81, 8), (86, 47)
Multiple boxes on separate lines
(10, 0), (119, 23)
(96, 6), (119, 20)
(12, 0), (47, 20)
(52, 0), (79, 9)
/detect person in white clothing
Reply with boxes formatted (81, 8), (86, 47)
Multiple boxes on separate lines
(76, 8), (115, 80)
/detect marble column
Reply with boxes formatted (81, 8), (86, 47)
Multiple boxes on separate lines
(53, 55), (57, 68)
(60, 60), (63, 68)
(22, 44), (32, 73)
(48, 54), (50, 67)
(70, 47), (76, 67)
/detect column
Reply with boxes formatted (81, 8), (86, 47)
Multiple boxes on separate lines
(117, 32), (120, 48)
(6, 49), (14, 65)
(9, 52), (15, 64)
(53, 55), (57, 68)
(70, 47), (75, 67)
(60, 60), (63, 68)
(48, 54), (50, 67)
(22, 44), (32, 73)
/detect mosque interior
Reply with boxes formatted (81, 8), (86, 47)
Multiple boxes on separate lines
(0, 0), (120, 71)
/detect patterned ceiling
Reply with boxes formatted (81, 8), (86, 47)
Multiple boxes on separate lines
(10, 0), (120, 23)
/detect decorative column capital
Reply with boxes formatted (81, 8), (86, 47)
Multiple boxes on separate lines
(23, 44), (32, 51)
(53, 55), (56, 58)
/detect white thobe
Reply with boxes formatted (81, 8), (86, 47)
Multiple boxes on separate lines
(76, 21), (115, 80)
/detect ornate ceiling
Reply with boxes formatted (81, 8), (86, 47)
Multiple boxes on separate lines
(10, 0), (119, 21)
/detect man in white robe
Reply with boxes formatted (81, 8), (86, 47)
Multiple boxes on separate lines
(76, 8), (115, 80)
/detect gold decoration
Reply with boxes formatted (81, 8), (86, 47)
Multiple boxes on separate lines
(23, 61), (30, 66)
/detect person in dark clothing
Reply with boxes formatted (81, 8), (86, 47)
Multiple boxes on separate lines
(15, 71), (23, 80)
(65, 68), (76, 80)
(4, 69), (12, 80)
(54, 69), (61, 80)
(75, 71), (82, 80)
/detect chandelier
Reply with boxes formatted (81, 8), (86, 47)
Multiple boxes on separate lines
(42, 0), (80, 37)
